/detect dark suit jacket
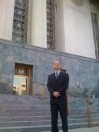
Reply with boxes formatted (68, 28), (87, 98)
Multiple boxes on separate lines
(47, 71), (69, 104)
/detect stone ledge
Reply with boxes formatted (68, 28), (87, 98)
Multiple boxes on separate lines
(0, 39), (99, 63)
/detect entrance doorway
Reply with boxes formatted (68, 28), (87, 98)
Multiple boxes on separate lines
(13, 65), (30, 95)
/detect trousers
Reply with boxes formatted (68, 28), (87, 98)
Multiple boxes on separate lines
(50, 103), (68, 132)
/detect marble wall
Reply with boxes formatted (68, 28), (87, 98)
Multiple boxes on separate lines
(0, 39), (99, 97)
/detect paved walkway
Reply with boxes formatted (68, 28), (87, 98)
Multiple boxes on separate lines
(42, 127), (99, 132)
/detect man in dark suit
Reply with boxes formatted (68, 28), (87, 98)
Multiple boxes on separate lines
(47, 60), (69, 132)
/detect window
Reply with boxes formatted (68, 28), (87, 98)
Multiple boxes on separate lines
(12, 0), (28, 43)
(47, 0), (55, 50)
(14, 67), (29, 76)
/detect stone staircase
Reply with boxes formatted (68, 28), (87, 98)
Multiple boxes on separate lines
(0, 94), (99, 132)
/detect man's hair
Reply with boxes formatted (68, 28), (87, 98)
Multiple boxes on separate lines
(53, 60), (60, 65)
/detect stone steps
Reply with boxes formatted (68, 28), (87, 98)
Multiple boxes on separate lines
(0, 114), (89, 121)
(0, 114), (99, 121)
(0, 122), (99, 132)
(0, 94), (99, 131)
(0, 123), (88, 131)
(0, 114), (99, 129)
(0, 115), (87, 122)
(0, 126), (99, 132)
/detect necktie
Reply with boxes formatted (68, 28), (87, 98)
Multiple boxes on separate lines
(55, 72), (58, 79)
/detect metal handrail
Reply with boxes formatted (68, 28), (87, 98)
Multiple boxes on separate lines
(32, 82), (92, 127)
(67, 92), (91, 101)
(66, 92), (92, 127)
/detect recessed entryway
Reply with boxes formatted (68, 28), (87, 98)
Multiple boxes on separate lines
(13, 64), (32, 95)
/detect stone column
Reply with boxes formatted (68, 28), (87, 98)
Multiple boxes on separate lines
(27, 0), (47, 48)
(0, 0), (15, 40)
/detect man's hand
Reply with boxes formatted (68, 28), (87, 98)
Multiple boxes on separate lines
(53, 92), (60, 97)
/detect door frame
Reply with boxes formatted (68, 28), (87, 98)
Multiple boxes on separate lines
(13, 65), (31, 95)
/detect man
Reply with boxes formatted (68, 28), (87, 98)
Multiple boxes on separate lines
(47, 60), (69, 132)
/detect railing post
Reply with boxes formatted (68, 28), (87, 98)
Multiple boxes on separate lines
(87, 99), (92, 127)
(87, 100), (90, 127)
(41, 84), (45, 100)
(67, 93), (70, 115)
(89, 104), (92, 127)
(32, 82), (36, 95)
(89, 100), (92, 127)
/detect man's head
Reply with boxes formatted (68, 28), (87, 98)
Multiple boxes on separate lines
(53, 60), (61, 71)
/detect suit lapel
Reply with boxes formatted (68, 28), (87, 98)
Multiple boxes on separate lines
(52, 72), (56, 82)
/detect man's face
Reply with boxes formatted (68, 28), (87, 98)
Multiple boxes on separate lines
(53, 61), (60, 71)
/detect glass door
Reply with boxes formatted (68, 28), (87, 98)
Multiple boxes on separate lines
(13, 76), (20, 95)
(13, 76), (29, 95)
(21, 77), (28, 95)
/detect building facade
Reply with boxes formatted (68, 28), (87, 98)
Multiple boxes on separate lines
(0, 0), (99, 97)
(0, 0), (99, 58)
